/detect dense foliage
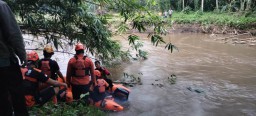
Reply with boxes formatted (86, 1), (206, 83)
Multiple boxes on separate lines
(29, 102), (105, 116)
(172, 12), (256, 29)
(5, 0), (123, 60)
(145, 0), (256, 13)
(6, 0), (173, 60)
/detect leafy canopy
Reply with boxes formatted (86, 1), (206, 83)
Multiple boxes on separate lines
(6, 0), (176, 60)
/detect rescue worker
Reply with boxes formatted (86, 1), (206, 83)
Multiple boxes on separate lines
(38, 45), (65, 82)
(66, 43), (96, 100)
(95, 60), (113, 90)
(0, 1), (28, 115)
(82, 71), (123, 111)
(38, 45), (65, 103)
(90, 70), (109, 102)
(21, 51), (67, 107)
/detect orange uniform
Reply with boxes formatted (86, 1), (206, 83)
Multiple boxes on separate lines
(66, 54), (94, 85)
(66, 54), (95, 100)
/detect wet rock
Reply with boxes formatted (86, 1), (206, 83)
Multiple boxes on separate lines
(129, 84), (134, 87)
(187, 87), (193, 91)
(194, 89), (204, 93)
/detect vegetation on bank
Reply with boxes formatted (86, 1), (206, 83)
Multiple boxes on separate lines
(29, 102), (105, 116)
(171, 12), (256, 30)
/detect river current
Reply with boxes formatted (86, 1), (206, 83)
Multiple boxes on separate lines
(25, 33), (256, 116)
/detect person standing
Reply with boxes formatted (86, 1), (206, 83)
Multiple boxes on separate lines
(164, 11), (168, 18)
(66, 43), (96, 100)
(168, 8), (173, 18)
(0, 0), (28, 115)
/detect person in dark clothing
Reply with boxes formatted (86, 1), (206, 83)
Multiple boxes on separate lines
(38, 45), (65, 81)
(95, 61), (113, 89)
(37, 45), (65, 103)
(0, 1), (28, 115)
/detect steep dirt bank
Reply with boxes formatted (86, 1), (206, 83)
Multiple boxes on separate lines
(169, 23), (256, 47)
(171, 23), (256, 35)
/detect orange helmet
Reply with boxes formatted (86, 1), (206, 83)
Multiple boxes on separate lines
(43, 45), (54, 53)
(27, 50), (39, 61)
(75, 43), (85, 51)
(94, 70), (101, 77)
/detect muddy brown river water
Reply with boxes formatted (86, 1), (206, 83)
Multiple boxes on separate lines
(42, 33), (256, 116)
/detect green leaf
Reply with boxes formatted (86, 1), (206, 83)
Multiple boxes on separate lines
(165, 42), (179, 53)
(151, 35), (165, 46)
(117, 22), (129, 34)
(128, 35), (139, 45)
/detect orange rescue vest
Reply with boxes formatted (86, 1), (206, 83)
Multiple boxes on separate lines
(21, 67), (42, 107)
(21, 67), (42, 83)
(73, 56), (90, 77)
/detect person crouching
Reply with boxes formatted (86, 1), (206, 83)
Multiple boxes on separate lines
(21, 50), (67, 107)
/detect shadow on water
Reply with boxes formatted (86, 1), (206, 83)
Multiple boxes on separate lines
(50, 33), (256, 116)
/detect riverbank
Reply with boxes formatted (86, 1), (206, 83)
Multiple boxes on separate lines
(165, 12), (256, 47)
(170, 12), (256, 35)
(169, 24), (256, 48)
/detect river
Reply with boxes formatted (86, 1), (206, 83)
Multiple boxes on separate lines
(33, 33), (256, 116)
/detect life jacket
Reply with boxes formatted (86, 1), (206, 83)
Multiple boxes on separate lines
(40, 60), (51, 78)
(73, 56), (90, 77)
(21, 67), (42, 83)
(21, 67), (41, 107)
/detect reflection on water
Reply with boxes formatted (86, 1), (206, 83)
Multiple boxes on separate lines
(51, 33), (256, 116)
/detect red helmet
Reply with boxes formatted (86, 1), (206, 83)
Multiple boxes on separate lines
(94, 70), (101, 77)
(75, 43), (85, 51)
(27, 50), (39, 61)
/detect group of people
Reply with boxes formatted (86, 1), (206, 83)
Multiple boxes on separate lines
(0, 1), (113, 115)
(24, 44), (113, 112)
(164, 8), (173, 18)
(24, 43), (112, 104)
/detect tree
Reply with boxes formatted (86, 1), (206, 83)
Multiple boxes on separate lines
(6, 0), (174, 60)
(194, 0), (200, 11)
(201, 0), (204, 12)
(240, 0), (246, 11)
(216, 0), (219, 11)
(245, 0), (252, 11)
(183, 0), (185, 10)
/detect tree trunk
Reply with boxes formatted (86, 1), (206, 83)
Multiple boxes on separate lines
(216, 0), (219, 10)
(194, 0), (199, 11)
(182, 0), (185, 10)
(201, 0), (204, 12)
(245, 0), (251, 11)
(240, 0), (246, 11)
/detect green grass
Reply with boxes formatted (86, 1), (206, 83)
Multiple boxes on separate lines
(29, 102), (105, 116)
(171, 12), (256, 29)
